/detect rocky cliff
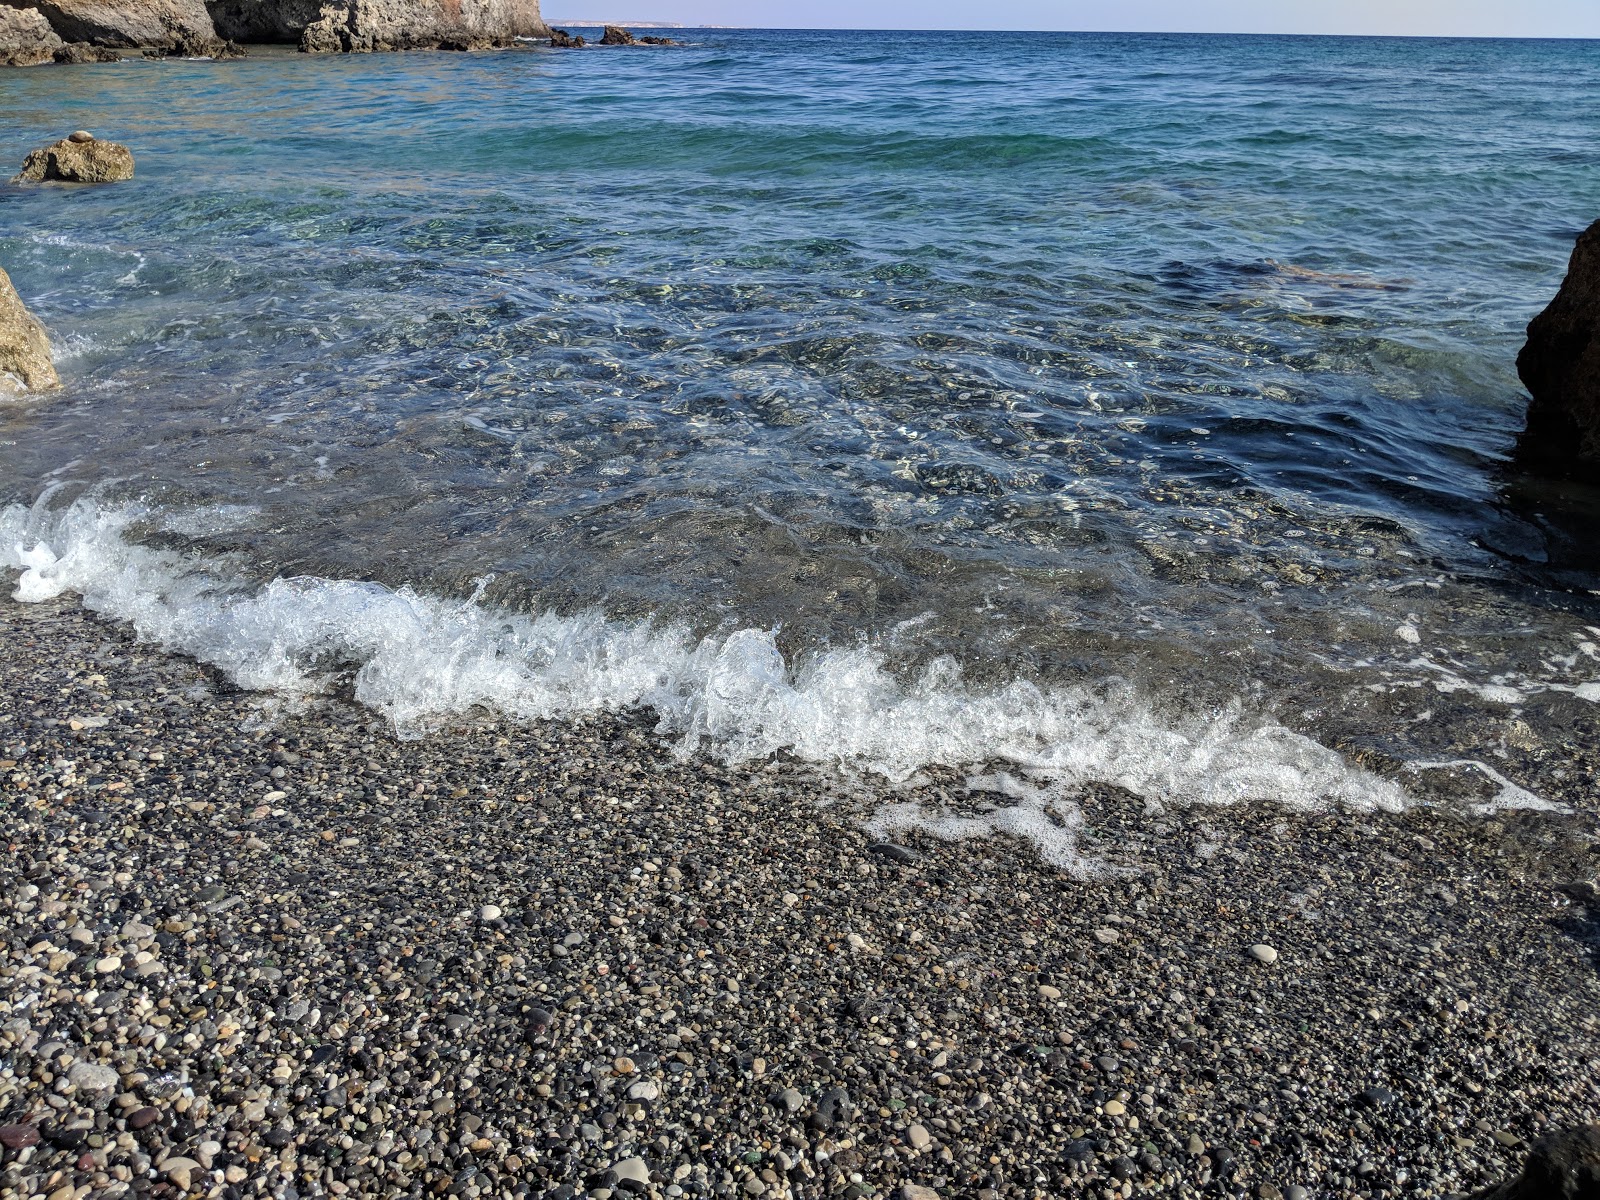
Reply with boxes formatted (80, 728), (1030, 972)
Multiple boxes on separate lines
(0, 0), (545, 55)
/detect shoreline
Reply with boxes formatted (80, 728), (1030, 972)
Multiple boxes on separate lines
(1, 585), (1597, 1199)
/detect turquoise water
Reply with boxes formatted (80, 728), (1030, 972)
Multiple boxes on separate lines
(2, 32), (1599, 823)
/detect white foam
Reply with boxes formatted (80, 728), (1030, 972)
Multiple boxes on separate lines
(2, 495), (1536, 872)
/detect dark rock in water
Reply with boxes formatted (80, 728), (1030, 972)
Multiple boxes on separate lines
(1517, 220), (1600, 478)
(1, 6), (65, 65)
(14, 133), (135, 182)
(143, 31), (244, 56)
(547, 26), (582, 46)
(53, 40), (121, 60)
(1472, 1125), (1600, 1200)
(598, 22), (632, 43)
(637, 33), (672, 43)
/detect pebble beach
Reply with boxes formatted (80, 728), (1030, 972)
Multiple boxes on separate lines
(2, 589), (1597, 1200)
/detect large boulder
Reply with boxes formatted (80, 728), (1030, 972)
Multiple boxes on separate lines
(297, 0), (546, 52)
(1472, 1125), (1600, 1200)
(1517, 219), (1600, 478)
(13, 131), (134, 183)
(597, 22), (630, 43)
(0, 0), (219, 48)
(0, 268), (60, 395)
(0, 5), (64, 63)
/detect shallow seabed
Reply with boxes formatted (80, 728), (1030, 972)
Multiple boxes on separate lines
(2, 32), (1599, 857)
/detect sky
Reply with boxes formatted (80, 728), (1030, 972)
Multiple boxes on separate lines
(550, 0), (1600, 38)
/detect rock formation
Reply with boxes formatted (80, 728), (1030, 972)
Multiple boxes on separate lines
(296, 0), (547, 52)
(1, 0), (546, 57)
(13, 131), (135, 183)
(547, 25), (581, 46)
(596, 24), (670, 44)
(1518, 219), (1600, 478)
(0, 5), (64, 63)
(0, 268), (61, 395)
(1472, 1125), (1600, 1200)
(53, 38), (120, 58)
(2, 0), (217, 49)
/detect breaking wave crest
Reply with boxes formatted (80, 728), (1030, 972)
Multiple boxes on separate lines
(2, 496), (1422, 871)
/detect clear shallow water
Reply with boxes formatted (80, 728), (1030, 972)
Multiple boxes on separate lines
(2, 31), (1599, 852)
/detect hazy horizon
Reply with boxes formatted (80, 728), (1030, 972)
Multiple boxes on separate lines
(544, 1), (1600, 39)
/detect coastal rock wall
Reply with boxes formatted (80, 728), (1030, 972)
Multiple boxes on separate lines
(295, 0), (547, 51)
(0, 5), (64, 62)
(1, 0), (217, 47)
(2, 0), (545, 53)
(1518, 218), (1600, 478)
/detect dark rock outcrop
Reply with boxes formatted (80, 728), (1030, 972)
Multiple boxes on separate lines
(0, 267), (60, 395)
(1518, 219), (1600, 478)
(596, 25), (670, 45)
(0, 5), (64, 63)
(13, 131), (135, 183)
(53, 38), (120, 58)
(0, 0), (217, 48)
(142, 27), (240, 52)
(202, 0), (320, 40)
(297, 0), (546, 52)
(1472, 1126), (1600, 1200)
(546, 25), (580, 46)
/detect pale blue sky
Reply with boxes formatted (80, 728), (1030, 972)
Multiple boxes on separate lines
(553, 0), (1600, 37)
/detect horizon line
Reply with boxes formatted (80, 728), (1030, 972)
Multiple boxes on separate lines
(542, 23), (1600, 40)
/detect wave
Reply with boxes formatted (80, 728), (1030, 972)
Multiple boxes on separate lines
(0, 494), (1465, 872)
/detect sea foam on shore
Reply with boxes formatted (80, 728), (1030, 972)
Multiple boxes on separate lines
(3, 494), (1417, 865)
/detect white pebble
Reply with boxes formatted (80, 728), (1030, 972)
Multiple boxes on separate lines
(1247, 943), (1279, 964)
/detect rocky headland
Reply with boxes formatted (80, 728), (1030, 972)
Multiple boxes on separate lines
(0, 0), (548, 58)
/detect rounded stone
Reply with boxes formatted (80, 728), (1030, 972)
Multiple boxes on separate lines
(67, 1061), (119, 1092)
(479, 903), (503, 921)
(1247, 943), (1279, 964)
(1103, 1099), (1126, 1116)
(68, 130), (94, 143)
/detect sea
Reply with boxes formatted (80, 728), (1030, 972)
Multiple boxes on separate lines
(2, 30), (1598, 869)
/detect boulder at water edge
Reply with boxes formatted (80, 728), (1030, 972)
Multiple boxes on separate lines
(1471, 1125), (1600, 1200)
(0, 268), (60, 395)
(0, 5), (64, 64)
(1517, 219), (1600, 479)
(13, 131), (135, 183)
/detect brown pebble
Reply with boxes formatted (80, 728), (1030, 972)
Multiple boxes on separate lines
(128, 1107), (161, 1129)
(0, 1123), (40, 1149)
(68, 130), (94, 143)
